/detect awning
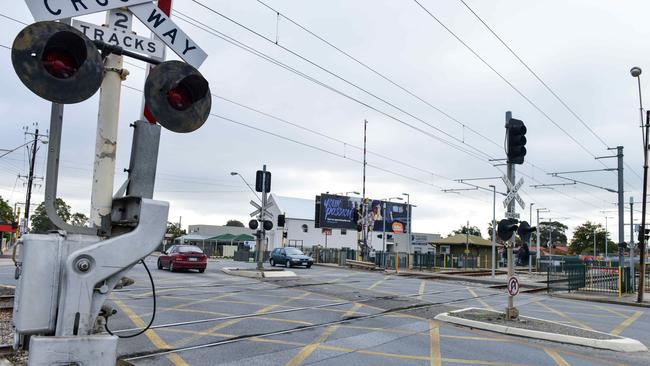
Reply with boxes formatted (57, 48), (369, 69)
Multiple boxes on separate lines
(209, 233), (237, 241)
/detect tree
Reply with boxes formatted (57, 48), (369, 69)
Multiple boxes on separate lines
(31, 198), (72, 233)
(532, 221), (568, 247)
(70, 212), (89, 227)
(569, 221), (616, 255)
(166, 222), (186, 239)
(226, 219), (244, 228)
(452, 225), (482, 237)
(0, 196), (13, 223)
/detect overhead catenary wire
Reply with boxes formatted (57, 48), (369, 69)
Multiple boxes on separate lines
(456, 0), (643, 182)
(179, 3), (496, 162)
(410, 0), (628, 181)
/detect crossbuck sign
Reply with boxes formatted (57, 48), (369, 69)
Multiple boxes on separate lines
(24, 0), (207, 68)
(502, 175), (525, 209)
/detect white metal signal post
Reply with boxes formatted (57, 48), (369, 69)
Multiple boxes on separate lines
(12, 1), (211, 365)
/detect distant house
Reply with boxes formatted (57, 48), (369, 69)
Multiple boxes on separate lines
(432, 234), (500, 269)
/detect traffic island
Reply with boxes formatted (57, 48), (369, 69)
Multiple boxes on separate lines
(221, 267), (297, 279)
(435, 307), (647, 352)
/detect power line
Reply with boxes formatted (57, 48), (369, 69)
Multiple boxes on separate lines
(179, 4), (496, 162)
(457, 0), (644, 182)
(411, 0), (620, 174)
(254, 0), (502, 151)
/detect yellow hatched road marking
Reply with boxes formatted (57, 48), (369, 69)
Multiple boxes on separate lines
(429, 320), (442, 366)
(592, 304), (628, 318)
(368, 277), (388, 290)
(544, 348), (570, 366)
(418, 280), (426, 300)
(172, 291), (310, 348)
(610, 311), (643, 336)
(534, 300), (593, 330)
(467, 287), (494, 311)
(284, 324), (341, 366)
(112, 298), (189, 366)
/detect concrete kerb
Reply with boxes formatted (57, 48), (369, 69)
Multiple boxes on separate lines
(221, 267), (297, 279)
(435, 307), (648, 353)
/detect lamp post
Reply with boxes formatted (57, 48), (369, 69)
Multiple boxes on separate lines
(632, 66), (648, 302)
(230, 172), (261, 202)
(536, 208), (549, 262)
(489, 185), (496, 278)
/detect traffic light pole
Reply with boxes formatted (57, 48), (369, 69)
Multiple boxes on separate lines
(256, 165), (268, 271)
(505, 111), (519, 320)
(638, 111), (649, 303)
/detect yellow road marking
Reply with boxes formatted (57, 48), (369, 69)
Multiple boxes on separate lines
(534, 300), (593, 330)
(172, 292), (310, 348)
(592, 304), (628, 318)
(467, 287), (494, 311)
(443, 359), (531, 366)
(544, 348), (570, 366)
(418, 280), (426, 300)
(429, 320), (442, 366)
(367, 277), (387, 290)
(610, 311), (643, 336)
(112, 298), (189, 366)
(343, 303), (364, 318)
(284, 324), (341, 366)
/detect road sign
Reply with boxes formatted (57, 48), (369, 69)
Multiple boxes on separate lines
(502, 175), (525, 209)
(507, 276), (520, 296)
(249, 200), (273, 219)
(322, 228), (332, 236)
(25, 0), (151, 21)
(72, 20), (165, 59)
(505, 211), (520, 219)
(108, 8), (134, 31)
(130, 2), (207, 68)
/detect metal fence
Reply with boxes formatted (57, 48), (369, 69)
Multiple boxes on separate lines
(233, 250), (269, 263)
(547, 263), (633, 295)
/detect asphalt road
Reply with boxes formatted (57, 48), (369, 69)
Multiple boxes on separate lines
(4, 258), (650, 365)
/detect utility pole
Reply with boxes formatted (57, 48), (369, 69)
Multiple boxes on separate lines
(594, 228), (597, 260)
(630, 196), (635, 286)
(22, 127), (40, 230)
(361, 119), (368, 260)
(616, 146), (625, 269)
(465, 219), (469, 269)
(490, 185), (496, 278)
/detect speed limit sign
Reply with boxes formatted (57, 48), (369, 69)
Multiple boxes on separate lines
(508, 276), (520, 296)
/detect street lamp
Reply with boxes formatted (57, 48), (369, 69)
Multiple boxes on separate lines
(230, 171), (261, 201)
(632, 66), (649, 302)
(536, 208), (549, 262)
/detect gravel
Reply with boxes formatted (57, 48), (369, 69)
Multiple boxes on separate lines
(449, 308), (617, 340)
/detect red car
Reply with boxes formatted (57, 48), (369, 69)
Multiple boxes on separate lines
(157, 245), (207, 273)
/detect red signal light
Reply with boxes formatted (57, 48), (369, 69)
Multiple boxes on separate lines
(42, 48), (78, 79)
(167, 85), (193, 111)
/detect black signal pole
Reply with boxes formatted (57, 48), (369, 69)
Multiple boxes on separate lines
(631, 66), (647, 302)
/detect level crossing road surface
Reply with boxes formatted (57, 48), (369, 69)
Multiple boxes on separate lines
(2, 258), (650, 365)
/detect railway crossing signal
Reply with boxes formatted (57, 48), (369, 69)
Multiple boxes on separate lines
(506, 117), (527, 165)
(11, 22), (103, 104)
(497, 218), (518, 242)
(517, 221), (536, 243)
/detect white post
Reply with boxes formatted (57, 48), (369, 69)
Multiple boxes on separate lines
(90, 13), (125, 228)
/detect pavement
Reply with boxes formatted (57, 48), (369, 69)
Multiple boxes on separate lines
(2, 258), (650, 365)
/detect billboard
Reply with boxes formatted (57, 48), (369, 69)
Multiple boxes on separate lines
(315, 194), (410, 233)
(318, 194), (361, 230)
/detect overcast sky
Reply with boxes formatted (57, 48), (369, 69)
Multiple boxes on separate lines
(1, 0), (649, 244)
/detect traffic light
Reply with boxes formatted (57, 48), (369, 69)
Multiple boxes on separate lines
(144, 60), (211, 133)
(263, 220), (273, 231)
(11, 21), (103, 104)
(506, 118), (527, 164)
(282, 231), (287, 239)
(517, 221), (536, 244)
(277, 214), (286, 228)
(639, 228), (650, 243)
(248, 219), (259, 230)
(497, 218), (519, 241)
(255, 170), (271, 193)
(353, 207), (361, 231)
